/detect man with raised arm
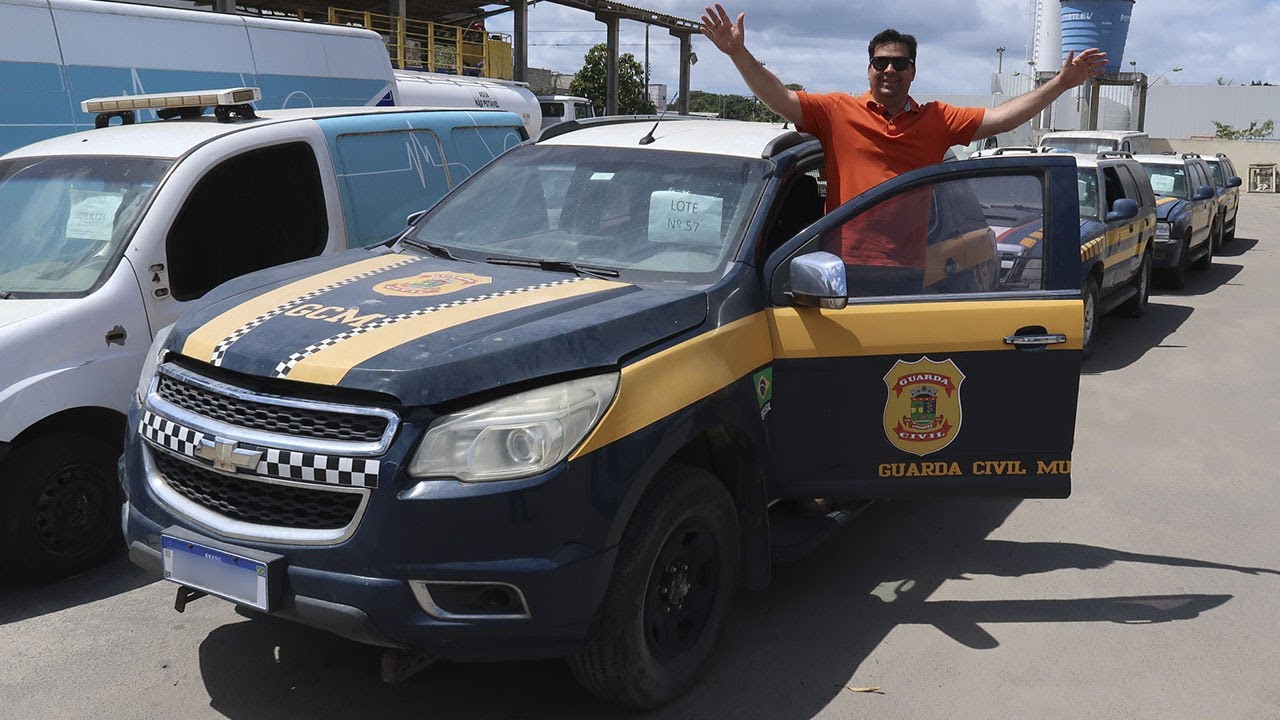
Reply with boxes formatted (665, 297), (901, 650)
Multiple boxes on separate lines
(701, 4), (1107, 292)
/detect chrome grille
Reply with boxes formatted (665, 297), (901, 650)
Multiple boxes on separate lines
(156, 373), (388, 443)
(153, 452), (361, 530)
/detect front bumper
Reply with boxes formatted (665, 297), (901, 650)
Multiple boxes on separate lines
(121, 402), (619, 662)
(1152, 236), (1183, 270)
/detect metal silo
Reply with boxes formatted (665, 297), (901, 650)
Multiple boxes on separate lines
(1060, 0), (1134, 73)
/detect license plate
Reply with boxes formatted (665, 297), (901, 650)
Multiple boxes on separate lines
(162, 535), (272, 611)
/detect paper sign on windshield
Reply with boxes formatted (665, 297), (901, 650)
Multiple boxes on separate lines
(66, 190), (124, 242)
(648, 191), (723, 245)
(1149, 175), (1176, 194)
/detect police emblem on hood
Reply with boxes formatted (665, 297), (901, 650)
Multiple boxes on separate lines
(882, 357), (966, 456)
(373, 271), (492, 297)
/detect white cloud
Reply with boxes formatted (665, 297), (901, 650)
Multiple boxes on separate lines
(488, 0), (1280, 95)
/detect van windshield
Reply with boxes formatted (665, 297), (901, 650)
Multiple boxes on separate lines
(0, 156), (171, 297)
(1140, 163), (1188, 198)
(405, 144), (769, 283)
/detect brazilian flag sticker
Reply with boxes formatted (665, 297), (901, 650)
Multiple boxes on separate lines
(752, 368), (773, 408)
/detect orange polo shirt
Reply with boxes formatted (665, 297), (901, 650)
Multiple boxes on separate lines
(798, 91), (984, 268)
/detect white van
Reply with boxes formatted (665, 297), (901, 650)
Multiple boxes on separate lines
(538, 94), (596, 133)
(1039, 130), (1150, 155)
(0, 89), (526, 579)
(0, 0), (399, 156)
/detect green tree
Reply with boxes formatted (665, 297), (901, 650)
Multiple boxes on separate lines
(1213, 119), (1275, 140)
(569, 44), (655, 115)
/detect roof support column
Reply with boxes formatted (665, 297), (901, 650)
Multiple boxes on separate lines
(596, 13), (620, 115)
(388, 0), (406, 69)
(213, 0), (234, 12)
(512, 0), (528, 82)
(673, 30), (691, 115)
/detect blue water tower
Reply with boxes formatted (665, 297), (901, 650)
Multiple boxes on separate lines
(1060, 0), (1134, 73)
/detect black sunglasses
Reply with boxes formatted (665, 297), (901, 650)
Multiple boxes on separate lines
(870, 56), (914, 71)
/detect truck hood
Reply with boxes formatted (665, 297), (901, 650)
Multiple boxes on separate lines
(0, 298), (76, 331)
(169, 249), (709, 406)
(1155, 196), (1184, 221)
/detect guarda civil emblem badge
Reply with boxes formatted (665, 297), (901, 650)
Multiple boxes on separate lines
(882, 357), (966, 456)
(373, 271), (491, 297)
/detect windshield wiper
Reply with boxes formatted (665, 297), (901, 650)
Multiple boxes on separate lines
(399, 236), (460, 261)
(0, 290), (12, 299)
(484, 256), (620, 278)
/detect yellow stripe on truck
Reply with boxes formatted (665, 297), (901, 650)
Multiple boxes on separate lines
(766, 299), (1084, 357)
(286, 278), (627, 386)
(182, 254), (417, 362)
(571, 313), (773, 459)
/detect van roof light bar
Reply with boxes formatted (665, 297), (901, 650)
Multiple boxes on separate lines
(82, 87), (262, 127)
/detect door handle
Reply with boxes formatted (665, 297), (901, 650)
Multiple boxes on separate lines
(1004, 331), (1067, 350)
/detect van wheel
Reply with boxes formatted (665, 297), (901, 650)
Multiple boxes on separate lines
(1082, 277), (1100, 356)
(568, 465), (740, 710)
(0, 433), (122, 580)
(1119, 250), (1151, 318)
(1211, 215), (1225, 252)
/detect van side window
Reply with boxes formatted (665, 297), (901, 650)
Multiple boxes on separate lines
(1117, 165), (1153, 208)
(166, 142), (326, 301)
(449, 126), (525, 184)
(333, 130), (449, 247)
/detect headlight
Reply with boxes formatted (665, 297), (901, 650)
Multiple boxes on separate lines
(135, 324), (174, 403)
(1154, 222), (1170, 239)
(408, 373), (619, 482)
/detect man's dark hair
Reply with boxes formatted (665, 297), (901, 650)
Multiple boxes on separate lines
(868, 29), (917, 61)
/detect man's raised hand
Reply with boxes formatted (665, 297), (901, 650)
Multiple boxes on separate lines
(700, 4), (746, 58)
(1060, 48), (1109, 87)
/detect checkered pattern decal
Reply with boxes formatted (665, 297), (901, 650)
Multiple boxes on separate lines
(261, 449), (379, 487)
(139, 410), (380, 488)
(210, 256), (422, 366)
(272, 277), (585, 379)
(140, 412), (204, 457)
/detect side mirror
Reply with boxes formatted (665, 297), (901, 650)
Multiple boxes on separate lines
(1228, 176), (1243, 188)
(1106, 198), (1139, 223)
(1192, 185), (1215, 201)
(788, 251), (848, 310)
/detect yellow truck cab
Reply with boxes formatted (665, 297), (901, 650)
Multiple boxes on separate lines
(121, 116), (1086, 708)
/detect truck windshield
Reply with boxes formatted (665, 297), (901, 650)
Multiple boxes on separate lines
(405, 144), (769, 282)
(0, 156), (172, 297)
(1140, 164), (1188, 198)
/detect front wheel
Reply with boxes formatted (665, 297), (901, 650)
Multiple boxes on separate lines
(1193, 221), (1215, 271)
(568, 465), (740, 710)
(1119, 250), (1152, 318)
(1159, 233), (1191, 290)
(1082, 277), (1101, 356)
(0, 433), (123, 580)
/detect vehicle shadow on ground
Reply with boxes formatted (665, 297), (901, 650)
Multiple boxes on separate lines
(194, 499), (1253, 720)
(0, 549), (155, 626)
(1086, 301), (1194, 374)
(1154, 258), (1244, 298)
(1213, 236), (1259, 258)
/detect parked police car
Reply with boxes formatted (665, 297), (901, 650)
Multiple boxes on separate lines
(993, 150), (1156, 352)
(0, 88), (525, 579)
(1135, 153), (1219, 289)
(121, 116), (1086, 708)
(1203, 152), (1243, 245)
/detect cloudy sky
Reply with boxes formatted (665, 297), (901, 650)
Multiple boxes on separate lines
(487, 0), (1280, 97)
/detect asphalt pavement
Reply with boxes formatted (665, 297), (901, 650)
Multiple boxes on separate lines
(3, 195), (1278, 719)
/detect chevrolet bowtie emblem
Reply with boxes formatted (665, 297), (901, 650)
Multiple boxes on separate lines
(195, 437), (262, 472)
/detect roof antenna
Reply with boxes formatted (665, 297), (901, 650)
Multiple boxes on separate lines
(639, 92), (679, 145)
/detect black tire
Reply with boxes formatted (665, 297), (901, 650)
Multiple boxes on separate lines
(1082, 277), (1100, 356)
(1160, 233), (1191, 290)
(0, 433), (123, 580)
(568, 465), (740, 710)
(1211, 214), (1225, 253)
(1224, 217), (1236, 243)
(1193, 221), (1215, 271)
(1118, 250), (1152, 318)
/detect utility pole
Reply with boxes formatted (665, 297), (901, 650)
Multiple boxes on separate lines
(996, 46), (1006, 74)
